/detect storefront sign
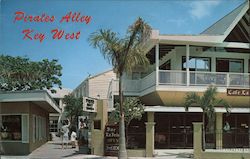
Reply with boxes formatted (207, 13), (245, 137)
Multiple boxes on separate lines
(104, 125), (119, 156)
(227, 89), (250, 96)
(83, 97), (96, 111)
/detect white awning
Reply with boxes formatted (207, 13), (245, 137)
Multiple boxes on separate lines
(144, 106), (250, 113)
(0, 90), (61, 113)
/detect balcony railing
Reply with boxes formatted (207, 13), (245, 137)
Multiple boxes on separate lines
(109, 70), (250, 94)
(159, 70), (250, 87)
(159, 70), (186, 85)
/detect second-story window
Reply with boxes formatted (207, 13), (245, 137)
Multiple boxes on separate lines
(182, 57), (211, 71)
(216, 58), (243, 73)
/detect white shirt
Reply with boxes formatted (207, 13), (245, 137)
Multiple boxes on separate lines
(71, 131), (77, 142)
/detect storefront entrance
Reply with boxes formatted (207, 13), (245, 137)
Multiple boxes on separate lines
(223, 113), (250, 148)
(155, 112), (202, 149)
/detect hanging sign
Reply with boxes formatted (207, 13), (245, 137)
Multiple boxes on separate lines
(227, 89), (250, 96)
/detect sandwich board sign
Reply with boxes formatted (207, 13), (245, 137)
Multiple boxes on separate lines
(104, 125), (119, 156)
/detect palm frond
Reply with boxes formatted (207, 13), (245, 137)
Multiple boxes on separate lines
(184, 85), (231, 132)
(201, 85), (217, 108)
(124, 45), (149, 73)
(127, 17), (152, 44)
(216, 99), (231, 114)
(184, 92), (201, 111)
(88, 29), (123, 72)
(122, 17), (152, 68)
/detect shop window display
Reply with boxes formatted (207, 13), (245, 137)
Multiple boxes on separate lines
(0, 115), (22, 141)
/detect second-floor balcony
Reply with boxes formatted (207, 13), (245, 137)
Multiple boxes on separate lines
(159, 70), (250, 87)
(110, 70), (250, 96)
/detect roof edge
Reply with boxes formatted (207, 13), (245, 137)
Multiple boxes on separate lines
(0, 90), (61, 113)
(72, 69), (115, 93)
(201, 0), (248, 35)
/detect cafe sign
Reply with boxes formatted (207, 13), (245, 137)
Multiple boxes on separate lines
(227, 89), (250, 96)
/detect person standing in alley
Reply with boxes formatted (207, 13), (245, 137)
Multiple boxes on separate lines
(61, 118), (70, 149)
(78, 118), (85, 146)
(70, 126), (77, 148)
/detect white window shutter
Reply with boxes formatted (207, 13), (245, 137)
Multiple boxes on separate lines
(22, 114), (29, 143)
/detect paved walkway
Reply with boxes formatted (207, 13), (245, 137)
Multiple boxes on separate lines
(0, 135), (193, 159)
(154, 149), (193, 159)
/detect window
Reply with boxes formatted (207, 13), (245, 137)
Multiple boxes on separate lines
(0, 115), (22, 141)
(182, 57), (210, 71)
(36, 116), (39, 140)
(49, 119), (58, 132)
(42, 118), (46, 139)
(33, 115), (46, 142)
(38, 116), (42, 140)
(94, 120), (101, 130)
(21, 115), (29, 143)
(216, 59), (244, 73)
(223, 114), (249, 148)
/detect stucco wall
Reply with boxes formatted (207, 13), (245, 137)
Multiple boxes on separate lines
(0, 102), (30, 155)
(72, 70), (116, 99)
(91, 100), (108, 155)
(0, 102), (30, 114)
(29, 102), (49, 152)
(88, 71), (116, 99)
(0, 102), (49, 155)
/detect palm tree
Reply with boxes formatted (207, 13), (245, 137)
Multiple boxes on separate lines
(89, 17), (151, 158)
(184, 85), (230, 151)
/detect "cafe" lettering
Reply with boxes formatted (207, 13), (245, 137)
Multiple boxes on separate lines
(227, 89), (250, 96)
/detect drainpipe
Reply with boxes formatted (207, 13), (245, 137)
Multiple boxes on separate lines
(156, 43), (159, 86)
(186, 45), (190, 86)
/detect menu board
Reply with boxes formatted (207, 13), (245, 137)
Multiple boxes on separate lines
(104, 125), (119, 156)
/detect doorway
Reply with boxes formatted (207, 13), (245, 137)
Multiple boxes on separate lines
(155, 112), (202, 149)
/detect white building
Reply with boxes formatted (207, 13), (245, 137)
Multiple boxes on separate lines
(72, 70), (116, 100)
(49, 88), (71, 132)
(107, 0), (250, 156)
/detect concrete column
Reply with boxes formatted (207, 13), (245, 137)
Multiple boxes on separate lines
(211, 56), (216, 72)
(145, 112), (155, 157)
(186, 45), (190, 86)
(216, 113), (223, 149)
(244, 58), (248, 73)
(156, 43), (159, 86)
(193, 122), (203, 159)
(91, 100), (108, 156)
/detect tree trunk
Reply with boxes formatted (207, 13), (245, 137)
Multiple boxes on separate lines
(202, 112), (206, 151)
(118, 74), (127, 159)
(125, 124), (129, 148)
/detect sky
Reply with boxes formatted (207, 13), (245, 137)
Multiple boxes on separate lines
(0, 0), (245, 89)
